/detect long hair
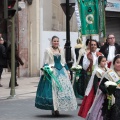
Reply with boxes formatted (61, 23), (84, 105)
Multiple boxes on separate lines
(77, 38), (82, 44)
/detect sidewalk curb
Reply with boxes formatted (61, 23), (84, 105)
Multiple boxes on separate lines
(0, 72), (40, 100)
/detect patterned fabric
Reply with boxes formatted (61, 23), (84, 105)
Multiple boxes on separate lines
(86, 91), (105, 120)
(35, 55), (77, 111)
(86, 70), (120, 120)
(110, 89), (120, 120)
(78, 87), (95, 118)
(35, 75), (53, 110)
(53, 67), (77, 111)
(72, 72), (83, 99)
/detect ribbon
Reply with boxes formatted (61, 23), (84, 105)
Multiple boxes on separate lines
(75, 71), (81, 81)
(116, 80), (120, 85)
(105, 79), (120, 110)
(72, 70), (81, 86)
(107, 95), (112, 110)
(41, 67), (63, 92)
(75, 0), (81, 32)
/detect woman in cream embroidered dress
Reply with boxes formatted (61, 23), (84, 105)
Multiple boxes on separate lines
(35, 36), (77, 116)
(86, 54), (120, 120)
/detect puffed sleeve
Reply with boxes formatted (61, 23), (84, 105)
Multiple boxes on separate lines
(93, 75), (100, 95)
(82, 54), (90, 70)
(76, 48), (85, 65)
(71, 49), (74, 63)
(61, 48), (69, 70)
(43, 49), (49, 66)
(99, 78), (108, 94)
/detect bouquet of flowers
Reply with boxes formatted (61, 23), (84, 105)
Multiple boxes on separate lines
(41, 65), (62, 91)
(71, 65), (82, 81)
(71, 65), (82, 72)
(41, 65), (53, 75)
(104, 81), (117, 110)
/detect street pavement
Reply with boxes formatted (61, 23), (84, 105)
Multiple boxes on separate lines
(0, 71), (84, 120)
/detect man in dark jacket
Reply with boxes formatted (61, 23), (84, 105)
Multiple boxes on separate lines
(0, 37), (7, 87)
(99, 34), (120, 67)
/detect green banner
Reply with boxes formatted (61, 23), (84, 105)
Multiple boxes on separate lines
(78, 0), (99, 35)
(99, 0), (106, 38)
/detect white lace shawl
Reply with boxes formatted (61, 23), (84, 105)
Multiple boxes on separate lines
(76, 45), (86, 65)
(85, 67), (108, 96)
(43, 47), (66, 66)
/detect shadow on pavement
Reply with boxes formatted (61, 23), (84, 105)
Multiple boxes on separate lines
(35, 114), (73, 118)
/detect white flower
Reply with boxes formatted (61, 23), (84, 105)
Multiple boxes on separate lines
(71, 65), (82, 70)
(49, 66), (53, 72)
(104, 81), (117, 88)
(43, 65), (53, 72)
(71, 66), (76, 69)
(48, 65), (54, 72)
(76, 76), (79, 80)
(76, 65), (82, 69)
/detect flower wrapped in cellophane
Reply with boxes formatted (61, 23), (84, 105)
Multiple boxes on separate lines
(71, 65), (82, 72)
(104, 81), (117, 110)
(41, 65), (62, 91)
(41, 65), (53, 75)
(71, 65), (82, 81)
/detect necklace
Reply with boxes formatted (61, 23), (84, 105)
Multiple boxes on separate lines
(52, 46), (58, 50)
(51, 47), (60, 55)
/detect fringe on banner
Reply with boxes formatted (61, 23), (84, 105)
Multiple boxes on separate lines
(75, 0), (81, 32)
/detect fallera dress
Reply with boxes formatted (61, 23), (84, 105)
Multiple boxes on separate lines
(35, 49), (77, 112)
(78, 67), (107, 118)
(73, 47), (84, 99)
(86, 69), (120, 120)
(72, 72), (84, 99)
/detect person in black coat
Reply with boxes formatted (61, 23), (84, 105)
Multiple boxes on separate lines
(0, 37), (7, 87)
(7, 44), (24, 87)
(99, 34), (120, 67)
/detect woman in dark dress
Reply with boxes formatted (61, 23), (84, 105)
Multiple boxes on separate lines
(75, 39), (90, 97)
(73, 38), (83, 98)
(74, 38), (83, 61)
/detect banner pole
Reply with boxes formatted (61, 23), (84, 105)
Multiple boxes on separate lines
(90, 35), (92, 53)
(103, 1), (106, 42)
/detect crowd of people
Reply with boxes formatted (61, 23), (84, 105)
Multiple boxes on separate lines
(1, 32), (120, 119)
(35, 33), (120, 120)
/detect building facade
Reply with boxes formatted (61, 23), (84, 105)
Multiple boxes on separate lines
(22, 0), (120, 77)
(18, 0), (40, 76)
(18, 0), (78, 77)
(105, 0), (120, 44)
(0, 0), (120, 77)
